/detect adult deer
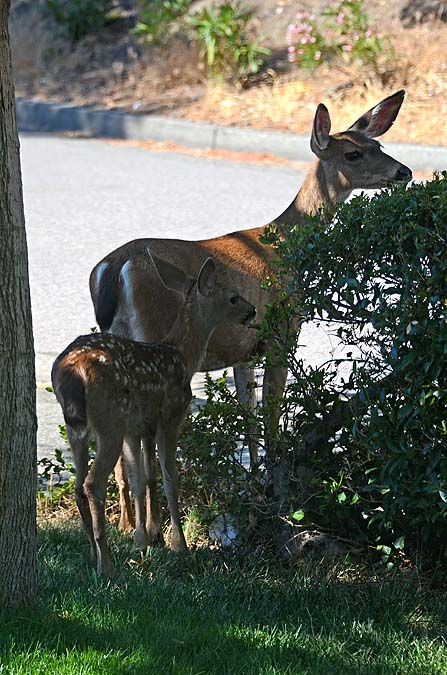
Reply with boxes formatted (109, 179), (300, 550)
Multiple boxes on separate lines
(52, 254), (256, 576)
(90, 90), (411, 477)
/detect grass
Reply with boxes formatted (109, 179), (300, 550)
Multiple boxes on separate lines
(1, 521), (447, 674)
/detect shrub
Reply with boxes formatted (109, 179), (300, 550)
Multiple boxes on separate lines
(262, 172), (447, 568)
(45, 0), (114, 42)
(186, 2), (270, 80)
(178, 372), (262, 541)
(133, 0), (191, 45)
(323, 0), (391, 70)
(286, 0), (394, 78)
(179, 174), (447, 570)
(286, 12), (327, 70)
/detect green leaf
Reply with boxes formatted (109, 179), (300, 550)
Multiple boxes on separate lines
(393, 535), (405, 550)
(292, 510), (305, 522)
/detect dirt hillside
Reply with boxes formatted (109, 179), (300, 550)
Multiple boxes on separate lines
(10, 0), (447, 145)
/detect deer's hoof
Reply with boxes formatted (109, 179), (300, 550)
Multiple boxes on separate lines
(134, 529), (149, 553)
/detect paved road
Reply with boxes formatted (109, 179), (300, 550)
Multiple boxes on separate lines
(20, 133), (337, 468)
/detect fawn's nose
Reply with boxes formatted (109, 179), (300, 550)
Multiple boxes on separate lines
(395, 165), (412, 183)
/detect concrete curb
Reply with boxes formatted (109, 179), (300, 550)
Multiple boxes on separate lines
(16, 97), (447, 171)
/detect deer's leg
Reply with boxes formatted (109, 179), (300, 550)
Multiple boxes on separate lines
(114, 455), (135, 533)
(122, 435), (148, 552)
(156, 424), (187, 552)
(67, 425), (96, 562)
(262, 366), (288, 465)
(142, 434), (164, 547)
(84, 430), (124, 577)
(234, 364), (259, 468)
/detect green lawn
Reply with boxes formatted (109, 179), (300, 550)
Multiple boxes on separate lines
(1, 522), (446, 674)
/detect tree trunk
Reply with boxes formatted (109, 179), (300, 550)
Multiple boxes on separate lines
(0, 0), (37, 607)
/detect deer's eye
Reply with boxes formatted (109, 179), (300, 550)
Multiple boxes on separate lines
(229, 295), (238, 305)
(345, 151), (363, 162)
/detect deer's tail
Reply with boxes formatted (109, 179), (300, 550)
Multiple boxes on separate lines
(89, 260), (118, 332)
(51, 358), (87, 432)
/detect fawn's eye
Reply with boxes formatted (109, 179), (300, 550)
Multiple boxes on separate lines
(229, 295), (238, 305)
(345, 150), (363, 162)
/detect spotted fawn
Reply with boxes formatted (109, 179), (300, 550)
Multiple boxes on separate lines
(52, 254), (256, 576)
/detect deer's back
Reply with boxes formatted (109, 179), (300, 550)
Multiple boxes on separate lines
(54, 334), (191, 435)
(91, 228), (276, 368)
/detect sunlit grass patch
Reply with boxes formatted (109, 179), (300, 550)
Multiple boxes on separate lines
(1, 521), (446, 674)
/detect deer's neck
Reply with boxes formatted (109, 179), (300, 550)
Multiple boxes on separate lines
(274, 160), (351, 229)
(162, 302), (214, 379)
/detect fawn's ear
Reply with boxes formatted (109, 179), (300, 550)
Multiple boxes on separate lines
(310, 103), (332, 157)
(197, 258), (217, 297)
(347, 90), (405, 138)
(148, 249), (192, 295)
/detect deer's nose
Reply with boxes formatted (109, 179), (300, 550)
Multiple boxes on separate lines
(395, 165), (412, 183)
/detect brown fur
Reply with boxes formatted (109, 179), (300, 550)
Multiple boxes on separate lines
(89, 92), (412, 526)
(54, 257), (256, 577)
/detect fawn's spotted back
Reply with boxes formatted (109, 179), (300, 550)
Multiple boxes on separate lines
(54, 333), (191, 429)
(51, 254), (257, 576)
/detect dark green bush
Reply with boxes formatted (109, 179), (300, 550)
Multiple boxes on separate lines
(263, 172), (447, 567)
(180, 174), (447, 569)
(46, 0), (114, 41)
(179, 373), (262, 537)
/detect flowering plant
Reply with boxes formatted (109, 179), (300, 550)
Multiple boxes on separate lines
(324, 0), (392, 70)
(286, 12), (327, 70)
(286, 1), (394, 75)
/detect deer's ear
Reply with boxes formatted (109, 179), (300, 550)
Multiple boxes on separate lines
(347, 90), (405, 138)
(311, 103), (331, 157)
(148, 250), (192, 295)
(197, 258), (217, 297)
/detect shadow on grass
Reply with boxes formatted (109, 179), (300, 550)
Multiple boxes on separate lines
(1, 522), (446, 674)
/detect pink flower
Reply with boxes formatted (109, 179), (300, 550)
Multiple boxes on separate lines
(288, 45), (295, 52)
(310, 36), (316, 43)
(297, 49), (304, 55)
(336, 13), (345, 25)
(365, 29), (372, 37)
(342, 43), (353, 51)
(300, 36), (309, 44)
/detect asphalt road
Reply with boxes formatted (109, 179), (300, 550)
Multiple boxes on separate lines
(21, 133), (316, 467)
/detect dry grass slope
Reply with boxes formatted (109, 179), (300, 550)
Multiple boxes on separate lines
(10, 1), (447, 145)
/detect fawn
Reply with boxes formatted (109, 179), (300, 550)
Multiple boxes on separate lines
(52, 253), (256, 576)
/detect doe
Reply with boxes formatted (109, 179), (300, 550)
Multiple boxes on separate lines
(90, 90), (412, 474)
(52, 254), (256, 576)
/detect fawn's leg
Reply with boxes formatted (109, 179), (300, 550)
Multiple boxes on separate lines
(67, 425), (96, 562)
(234, 364), (259, 469)
(84, 430), (124, 577)
(156, 423), (187, 552)
(142, 434), (164, 547)
(122, 435), (148, 552)
(114, 455), (135, 533)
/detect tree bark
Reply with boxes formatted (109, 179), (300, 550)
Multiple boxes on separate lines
(0, 0), (37, 607)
